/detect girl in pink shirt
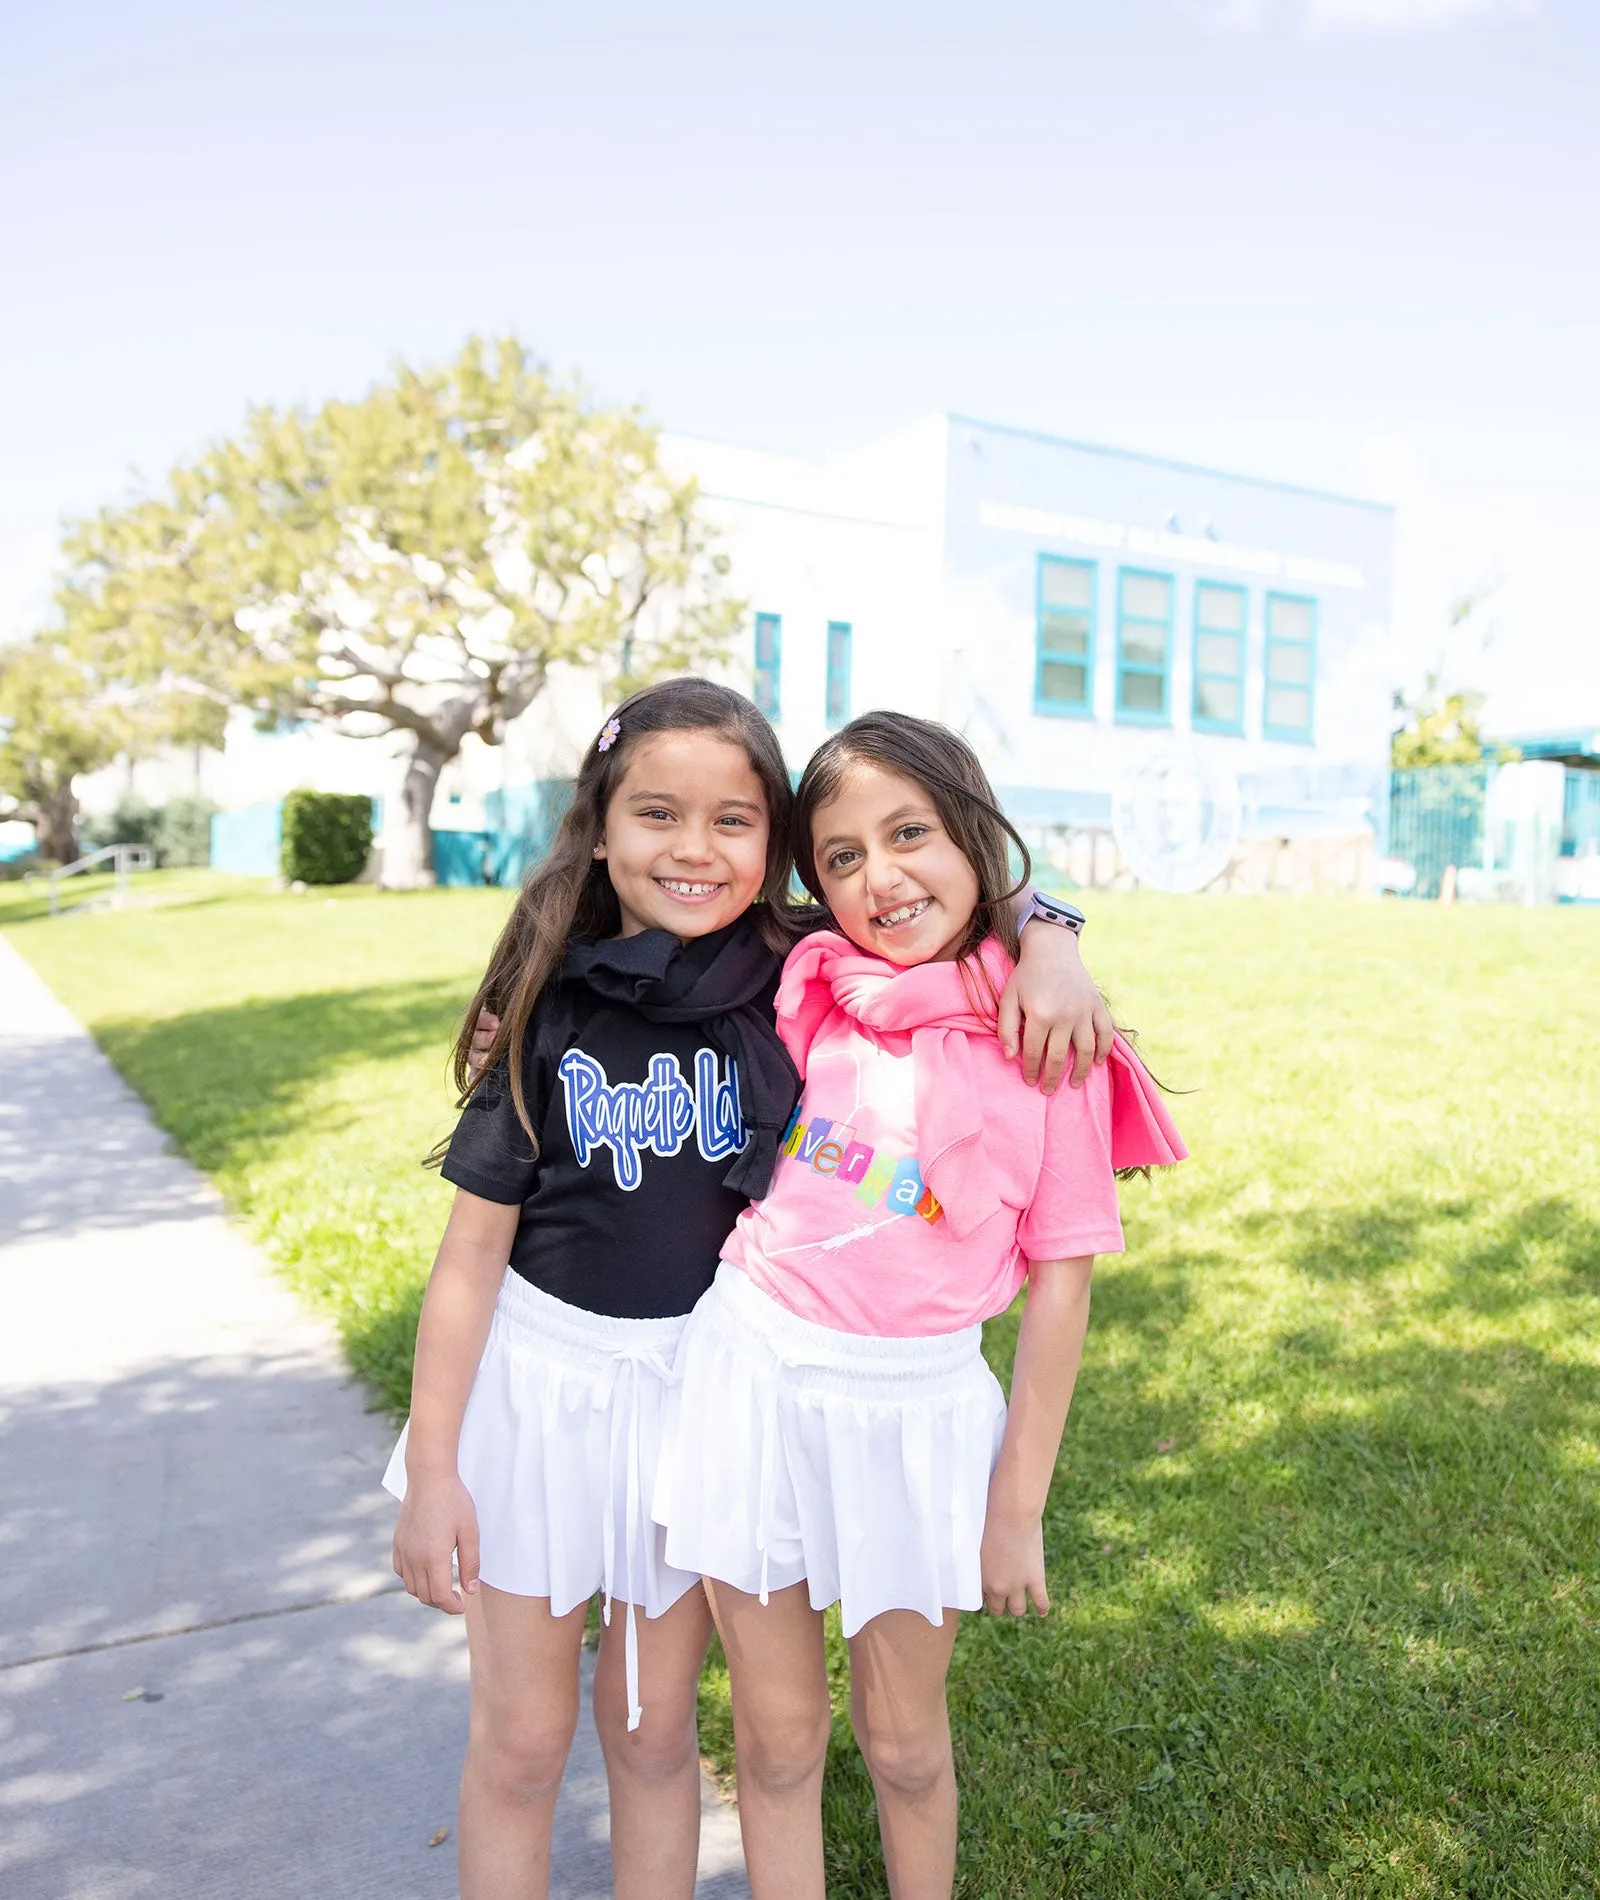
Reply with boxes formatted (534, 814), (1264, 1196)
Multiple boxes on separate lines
(654, 711), (1184, 1900)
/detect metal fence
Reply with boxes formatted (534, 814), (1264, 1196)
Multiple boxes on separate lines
(1386, 764), (1492, 900)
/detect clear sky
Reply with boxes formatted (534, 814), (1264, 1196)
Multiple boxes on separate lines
(2, 0), (1596, 733)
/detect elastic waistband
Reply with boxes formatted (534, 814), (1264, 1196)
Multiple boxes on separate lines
(489, 1271), (688, 1371)
(703, 1263), (986, 1387)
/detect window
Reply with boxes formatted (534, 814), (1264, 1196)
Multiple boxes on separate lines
(825, 621), (852, 726)
(753, 613), (782, 720)
(1035, 556), (1095, 716)
(1116, 569), (1173, 723)
(1263, 593), (1316, 741)
(1192, 581), (1247, 735)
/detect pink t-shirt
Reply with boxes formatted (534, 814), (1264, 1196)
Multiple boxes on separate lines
(722, 975), (1131, 1339)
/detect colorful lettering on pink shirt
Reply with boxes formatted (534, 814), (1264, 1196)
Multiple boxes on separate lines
(778, 1105), (943, 1224)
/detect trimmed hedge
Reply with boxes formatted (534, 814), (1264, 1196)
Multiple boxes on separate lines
(280, 791), (374, 885)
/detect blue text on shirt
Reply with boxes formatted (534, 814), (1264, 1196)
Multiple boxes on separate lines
(559, 1047), (747, 1191)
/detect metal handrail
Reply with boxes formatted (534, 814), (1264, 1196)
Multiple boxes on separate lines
(48, 842), (155, 916)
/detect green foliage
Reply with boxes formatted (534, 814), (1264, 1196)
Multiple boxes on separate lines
(155, 793), (218, 867)
(6, 881), (1598, 1895)
(0, 640), (119, 796)
(280, 791), (374, 885)
(81, 793), (216, 868)
(80, 796), (160, 856)
(55, 335), (744, 881)
(0, 634), (221, 863)
(1390, 688), (1491, 769)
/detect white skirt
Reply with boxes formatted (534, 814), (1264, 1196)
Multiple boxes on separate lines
(653, 1263), (1008, 1637)
(382, 1270), (701, 1727)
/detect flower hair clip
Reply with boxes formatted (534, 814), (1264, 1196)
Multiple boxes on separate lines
(597, 716), (622, 753)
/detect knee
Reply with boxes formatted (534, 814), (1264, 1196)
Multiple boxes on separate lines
(595, 1689), (699, 1786)
(738, 1702), (832, 1798)
(852, 1713), (951, 1806)
(470, 1698), (578, 1806)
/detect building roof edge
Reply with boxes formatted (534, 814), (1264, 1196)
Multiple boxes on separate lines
(945, 412), (1395, 515)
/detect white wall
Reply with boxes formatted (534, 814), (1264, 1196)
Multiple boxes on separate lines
(664, 428), (947, 772)
(938, 417), (1397, 833)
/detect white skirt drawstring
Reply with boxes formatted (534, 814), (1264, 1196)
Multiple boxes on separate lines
(600, 1341), (682, 1730)
(383, 1271), (701, 1724)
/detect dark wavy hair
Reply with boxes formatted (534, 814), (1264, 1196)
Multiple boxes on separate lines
(435, 676), (807, 1159)
(792, 710), (1031, 979)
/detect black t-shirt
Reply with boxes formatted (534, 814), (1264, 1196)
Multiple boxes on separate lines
(441, 959), (781, 1319)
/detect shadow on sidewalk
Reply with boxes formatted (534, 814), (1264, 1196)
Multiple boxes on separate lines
(0, 1350), (749, 1900)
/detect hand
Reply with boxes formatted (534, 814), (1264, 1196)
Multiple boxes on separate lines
(980, 1500), (1049, 1618)
(393, 1471), (481, 1614)
(466, 1009), (499, 1080)
(999, 932), (1114, 1092)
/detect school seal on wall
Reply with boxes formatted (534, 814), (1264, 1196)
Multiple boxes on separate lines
(1111, 742), (1242, 893)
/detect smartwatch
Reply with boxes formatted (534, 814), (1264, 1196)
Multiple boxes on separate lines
(1026, 891), (1086, 937)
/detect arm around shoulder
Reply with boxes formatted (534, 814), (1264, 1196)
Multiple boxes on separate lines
(999, 900), (1114, 1093)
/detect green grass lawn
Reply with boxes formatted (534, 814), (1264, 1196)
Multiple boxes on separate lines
(6, 872), (1599, 1898)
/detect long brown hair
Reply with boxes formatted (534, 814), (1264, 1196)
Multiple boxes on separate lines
(792, 711), (1031, 997)
(437, 676), (804, 1158)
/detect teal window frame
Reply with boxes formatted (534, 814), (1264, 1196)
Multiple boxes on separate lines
(1191, 580), (1248, 737)
(1262, 592), (1317, 743)
(1034, 555), (1096, 718)
(1115, 567), (1174, 726)
(753, 612), (782, 721)
(825, 621), (852, 727)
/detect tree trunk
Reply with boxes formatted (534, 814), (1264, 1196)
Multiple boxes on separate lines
(381, 734), (451, 889)
(33, 783), (80, 866)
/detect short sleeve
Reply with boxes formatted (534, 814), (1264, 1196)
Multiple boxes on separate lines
(1015, 1060), (1126, 1263)
(440, 1039), (545, 1206)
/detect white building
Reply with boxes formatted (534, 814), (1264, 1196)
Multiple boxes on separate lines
(671, 414), (1395, 892)
(87, 413), (1397, 892)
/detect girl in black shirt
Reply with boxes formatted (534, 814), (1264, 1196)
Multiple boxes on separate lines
(385, 677), (1108, 1900)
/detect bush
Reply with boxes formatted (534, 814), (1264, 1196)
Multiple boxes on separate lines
(156, 795), (217, 868)
(81, 796), (161, 857)
(81, 794), (217, 868)
(280, 791), (374, 885)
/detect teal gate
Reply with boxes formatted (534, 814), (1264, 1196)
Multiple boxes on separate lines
(1386, 765), (1491, 899)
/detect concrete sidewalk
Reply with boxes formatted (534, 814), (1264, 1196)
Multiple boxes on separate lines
(0, 932), (748, 1899)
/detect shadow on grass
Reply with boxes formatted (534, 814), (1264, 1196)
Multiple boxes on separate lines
(0, 883), (114, 927)
(814, 1196), (1600, 1898)
(93, 978), (469, 1163)
(0, 882), (250, 928)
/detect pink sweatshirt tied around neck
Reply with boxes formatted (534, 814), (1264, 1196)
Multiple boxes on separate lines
(720, 932), (1187, 1338)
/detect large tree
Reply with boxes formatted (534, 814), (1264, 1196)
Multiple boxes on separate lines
(61, 337), (741, 887)
(0, 635), (221, 864)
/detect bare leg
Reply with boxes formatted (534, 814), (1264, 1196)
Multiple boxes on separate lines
(593, 1584), (716, 1900)
(705, 1578), (832, 1900)
(457, 1584), (589, 1900)
(847, 1609), (962, 1900)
